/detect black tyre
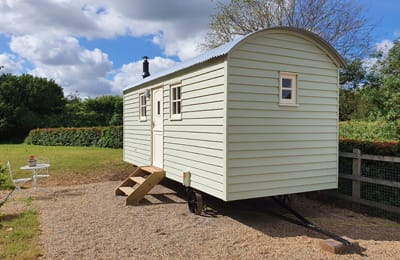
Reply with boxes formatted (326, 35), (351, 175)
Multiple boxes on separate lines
(187, 190), (203, 215)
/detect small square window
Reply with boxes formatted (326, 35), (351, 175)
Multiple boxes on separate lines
(139, 93), (147, 121)
(279, 72), (297, 105)
(170, 84), (182, 120)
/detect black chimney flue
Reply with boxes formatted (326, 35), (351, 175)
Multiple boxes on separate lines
(142, 56), (150, 78)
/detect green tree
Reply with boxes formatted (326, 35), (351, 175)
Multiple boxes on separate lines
(205, 0), (373, 58)
(62, 95), (123, 127)
(84, 96), (123, 126)
(0, 74), (66, 141)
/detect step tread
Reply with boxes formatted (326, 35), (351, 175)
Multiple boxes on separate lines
(118, 186), (134, 196)
(130, 176), (146, 184)
(141, 166), (164, 174)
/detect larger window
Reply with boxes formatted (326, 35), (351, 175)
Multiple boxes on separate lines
(170, 84), (182, 120)
(279, 72), (297, 105)
(139, 93), (147, 121)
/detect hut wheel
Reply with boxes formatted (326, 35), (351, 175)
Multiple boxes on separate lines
(187, 190), (203, 215)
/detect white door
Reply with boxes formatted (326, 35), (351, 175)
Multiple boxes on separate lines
(152, 88), (164, 168)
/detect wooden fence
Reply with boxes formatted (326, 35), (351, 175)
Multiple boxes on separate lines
(328, 149), (400, 215)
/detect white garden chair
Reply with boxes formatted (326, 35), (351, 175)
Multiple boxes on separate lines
(34, 156), (50, 186)
(6, 161), (32, 190)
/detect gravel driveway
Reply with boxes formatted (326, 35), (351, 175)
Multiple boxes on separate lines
(5, 180), (400, 259)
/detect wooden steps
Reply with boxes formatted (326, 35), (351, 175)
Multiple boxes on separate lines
(115, 166), (165, 205)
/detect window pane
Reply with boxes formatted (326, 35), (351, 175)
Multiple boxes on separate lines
(172, 88), (176, 100)
(177, 101), (181, 114)
(172, 101), (176, 114)
(177, 87), (181, 99)
(282, 90), (292, 99)
(282, 78), (292, 89)
(157, 101), (161, 115)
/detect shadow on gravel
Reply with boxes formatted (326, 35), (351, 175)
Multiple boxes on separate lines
(159, 178), (400, 246)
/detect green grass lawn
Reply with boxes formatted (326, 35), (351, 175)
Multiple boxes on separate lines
(0, 144), (132, 183)
(0, 144), (133, 259)
(0, 209), (42, 259)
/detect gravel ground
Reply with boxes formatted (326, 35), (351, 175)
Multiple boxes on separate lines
(2, 180), (400, 259)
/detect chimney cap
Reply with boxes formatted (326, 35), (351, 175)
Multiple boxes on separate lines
(142, 56), (149, 60)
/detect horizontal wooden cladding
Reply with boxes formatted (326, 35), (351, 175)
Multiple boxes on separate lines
(228, 147), (337, 159)
(164, 125), (224, 134)
(164, 136), (224, 150)
(229, 75), (278, 87)
(253, 34), (327, 56)
(228, 101), (337, 112)
(124, 132), (151, 141)
(124, 143), (150, 153)
(183, 93), (225, 106)
(228, 175), (337, 193)
(238, 42), (330, 63)
(228, 168), (336, 185)
(177, 62), (225, 85)
(164, 142), (223, 158)
(229, 58), (337, 78)
(228, 154), (336, 168)
(165, 165), (225, 200)
(228, 133), (335, 143)
(227, 182), (337, 201)
(229, 66), (278, 79)
(124, 156), (149, 167)
(229, 81), (336, 97)
(228, 126), (336, 135)
(183, 85), (224, 100)
(183, 100), (224, 113)
(182, 69), (225, 89)
(227, 161), (337, 176)
(165, 118), (224, 126)
(164, 148), (223, 167)
(124, 150), (150, 164)
(230, 49), (335, 70)
(228, 140), (336, 151)
(228, 117), (337, 126)
(165, 131), (224, 143)
(164, 156), (223, 182)
(228, 108), (336, 120)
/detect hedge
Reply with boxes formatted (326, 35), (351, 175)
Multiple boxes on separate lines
(25, 126), (123, 148)
(339, 138), (400, 156)
(339, 120), (399, 141)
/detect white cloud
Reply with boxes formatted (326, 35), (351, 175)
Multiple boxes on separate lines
(363, 39), (395, 71)
(0, 0), (219, 96)
(112, 56), (179, 94)
(10, 34), (113, 97)
(0, 53), (24, 74)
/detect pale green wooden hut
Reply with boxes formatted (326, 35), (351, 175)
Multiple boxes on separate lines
(122, 27), (345, 202)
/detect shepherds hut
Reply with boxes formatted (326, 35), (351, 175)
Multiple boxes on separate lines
(116, 27), (345, 211)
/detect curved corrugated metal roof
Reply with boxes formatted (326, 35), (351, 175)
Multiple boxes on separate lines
(124, 27), (345, 92)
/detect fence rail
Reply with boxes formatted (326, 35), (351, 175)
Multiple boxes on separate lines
(330, 149), (400, 216)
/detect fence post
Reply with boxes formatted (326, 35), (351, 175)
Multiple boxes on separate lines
(352, 148), (361, 210)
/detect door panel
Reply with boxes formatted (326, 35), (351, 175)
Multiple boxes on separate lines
(152, 88), (163, 168)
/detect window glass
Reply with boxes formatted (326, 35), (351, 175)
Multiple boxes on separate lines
(170, 85), (182, 120)
(280, 73), (297, 105)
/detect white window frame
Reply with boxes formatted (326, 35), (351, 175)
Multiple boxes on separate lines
(170, 84), (182, 120)
(139, 93), (147, 121)
(279, 72), (298, 106)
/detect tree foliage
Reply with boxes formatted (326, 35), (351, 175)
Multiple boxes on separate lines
(0, 74), (123, 142)
(205, 0), (373, 58)
(62, 95), (123, 127)
(0, 74), (66, 141)
(339, 39), (400, 140)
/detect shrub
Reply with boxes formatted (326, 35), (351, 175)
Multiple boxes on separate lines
(0, 162), (13, 190)
(25, 126), (122, 148)
(339, 138), (400, 156)
(339, 120), (399, 141)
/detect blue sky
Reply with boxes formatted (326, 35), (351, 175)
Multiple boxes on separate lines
(0, 0), (399, 97)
